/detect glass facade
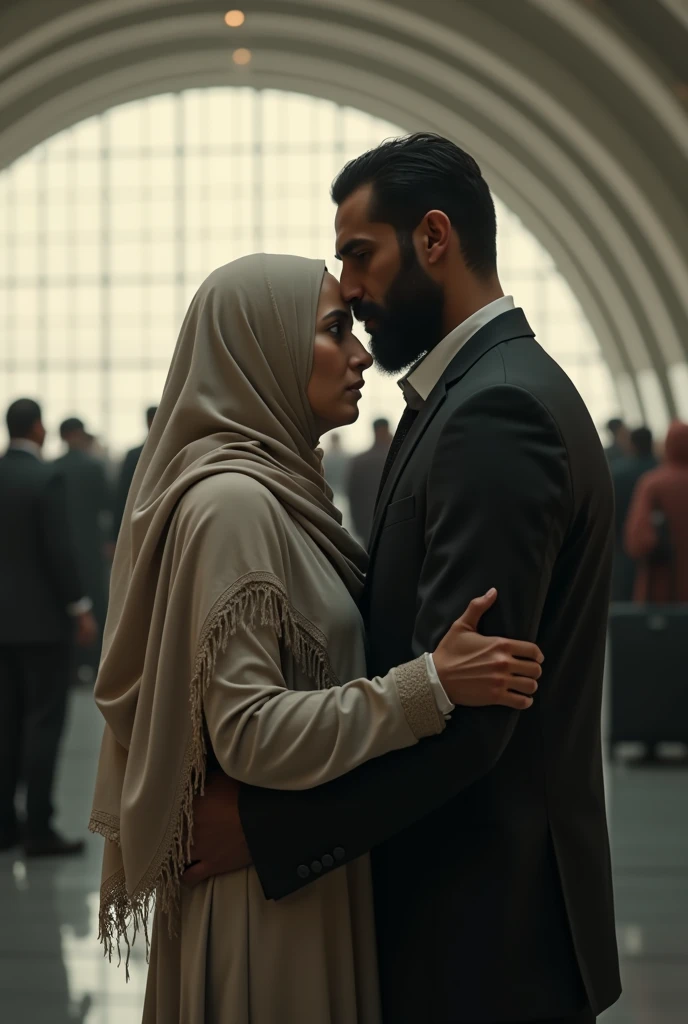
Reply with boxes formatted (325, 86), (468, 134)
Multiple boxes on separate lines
(0, 87), (618, 457)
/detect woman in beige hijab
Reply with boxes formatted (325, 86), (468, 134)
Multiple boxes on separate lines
(90, 254), (542, 1023)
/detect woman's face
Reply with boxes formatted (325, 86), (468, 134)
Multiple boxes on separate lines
(307, 272), (374, 437)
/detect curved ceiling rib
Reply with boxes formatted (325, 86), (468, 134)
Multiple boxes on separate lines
(1, 0), (687, 423)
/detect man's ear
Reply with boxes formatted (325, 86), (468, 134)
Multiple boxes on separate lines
(423, 210), (452, 265)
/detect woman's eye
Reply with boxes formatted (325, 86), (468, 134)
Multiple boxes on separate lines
(328, 322), (342, 338)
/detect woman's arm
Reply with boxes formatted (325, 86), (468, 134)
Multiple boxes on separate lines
(204, 624), (442, 790)
(204, 598), (541, 792)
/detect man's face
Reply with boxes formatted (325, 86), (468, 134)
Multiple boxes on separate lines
(335, 184), (445, 374)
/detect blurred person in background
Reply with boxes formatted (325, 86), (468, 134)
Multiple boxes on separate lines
(0, 399), (97, 857)
(604, 417), (631, 465)
(346, 417), (394, 545)
(610, 426), (658, 601)
(112, 404), (157, 540)
(85, 431), (113, 468)
(321, 431), (350, 500)
(625, 420), (688, 604)
(55, 417), (113, 681)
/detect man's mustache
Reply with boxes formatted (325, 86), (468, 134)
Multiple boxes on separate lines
(351, 301), (386, 324)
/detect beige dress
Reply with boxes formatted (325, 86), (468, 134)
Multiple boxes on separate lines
(142, 513), (441, 1024)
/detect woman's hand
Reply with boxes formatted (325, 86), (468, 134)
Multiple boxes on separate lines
(432, 589), (543, 710)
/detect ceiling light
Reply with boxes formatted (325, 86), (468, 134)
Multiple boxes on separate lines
(232, 48), (252, 66)
(225, 10), (245, 28)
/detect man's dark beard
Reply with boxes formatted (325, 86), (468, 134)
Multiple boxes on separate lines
(352, 237), (445, 375)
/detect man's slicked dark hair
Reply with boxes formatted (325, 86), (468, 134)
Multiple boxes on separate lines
(7, 398), (42, 439)
(332, 133), (497, 278)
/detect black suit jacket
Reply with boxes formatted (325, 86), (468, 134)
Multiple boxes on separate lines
(0, 449), (84, 645)
(240, 310), (621, 1021)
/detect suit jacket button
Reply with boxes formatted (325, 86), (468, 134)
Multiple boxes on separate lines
(333, 847), (345, 862)
(321, 854), (334, 869)
(310, 860), (323, 874)
(297, 864), (310, 879)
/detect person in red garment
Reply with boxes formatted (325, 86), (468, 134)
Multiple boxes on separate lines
(625, 420), (688, 603)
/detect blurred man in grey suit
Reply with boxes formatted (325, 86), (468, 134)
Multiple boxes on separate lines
(0, 399), (97, 856)
(347, 417), (393, 545)
(604, 417), (631, 465)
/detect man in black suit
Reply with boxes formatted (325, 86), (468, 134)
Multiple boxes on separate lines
(55, 417), (113, 679)
(112, 405), (157, 540)
(185, 136), (621, 1022)
(0, 399), (98, 856)
(604, 417), (631, 465)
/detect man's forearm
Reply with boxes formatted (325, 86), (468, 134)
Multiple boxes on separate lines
(239, 704), (516, 900)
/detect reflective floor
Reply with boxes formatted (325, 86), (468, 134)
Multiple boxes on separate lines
(1, 691), (686, 1023)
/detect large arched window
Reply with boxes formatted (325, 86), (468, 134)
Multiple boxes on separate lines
(0, 88), (617, 456)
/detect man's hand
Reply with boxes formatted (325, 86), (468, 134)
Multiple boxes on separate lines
(433, 589), (543, 709)
(182, 772), (253, 888)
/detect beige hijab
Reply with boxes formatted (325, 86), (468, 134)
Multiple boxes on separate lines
(89, 254), (366, 967)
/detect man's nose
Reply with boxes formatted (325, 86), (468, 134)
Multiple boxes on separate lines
(340, 268), (363, 304)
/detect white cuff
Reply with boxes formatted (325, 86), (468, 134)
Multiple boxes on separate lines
(424, 652), (454, 719)
(66, 597), (93, 617)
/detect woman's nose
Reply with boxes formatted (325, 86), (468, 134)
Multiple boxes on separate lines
(353, 342), (374, 370)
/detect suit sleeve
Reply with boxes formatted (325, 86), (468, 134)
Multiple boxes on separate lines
(39, 468), (86, 607)
(240, 385), (572, 899)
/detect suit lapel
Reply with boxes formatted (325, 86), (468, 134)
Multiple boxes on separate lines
(367, 309), (535, 561)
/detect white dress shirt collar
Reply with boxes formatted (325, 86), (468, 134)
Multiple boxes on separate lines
(8, 438), (43, 460)
(399, 295), (515, 409)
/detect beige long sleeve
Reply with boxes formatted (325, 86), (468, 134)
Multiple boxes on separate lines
(204, 625), (445, 790)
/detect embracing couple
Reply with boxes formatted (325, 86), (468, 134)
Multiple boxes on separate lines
(90, 134), (621, 1023)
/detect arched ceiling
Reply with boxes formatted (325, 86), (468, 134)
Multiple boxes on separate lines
(1, 0), (687, 427)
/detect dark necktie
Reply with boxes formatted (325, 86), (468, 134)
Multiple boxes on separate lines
(376, 405), (419, 500)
